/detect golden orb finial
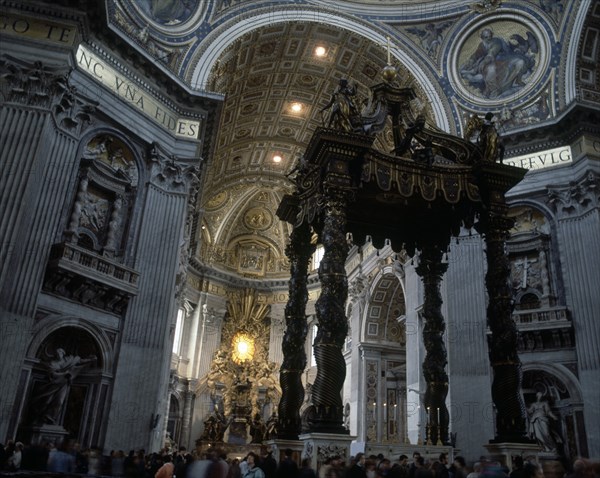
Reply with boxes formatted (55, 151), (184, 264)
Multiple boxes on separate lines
(382, 64), (398, 82)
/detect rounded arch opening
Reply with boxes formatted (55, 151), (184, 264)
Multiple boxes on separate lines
(190, 11), (449, 130)
(20, 326), (104, 443)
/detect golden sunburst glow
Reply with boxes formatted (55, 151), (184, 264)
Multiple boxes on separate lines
(231, 333), (255, 364)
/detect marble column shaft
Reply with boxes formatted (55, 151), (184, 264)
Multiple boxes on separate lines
(187, 302), (202, 378)
(180, 388), (194, 450)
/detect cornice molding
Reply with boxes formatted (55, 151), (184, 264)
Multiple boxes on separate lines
(502, 104), (600, 158)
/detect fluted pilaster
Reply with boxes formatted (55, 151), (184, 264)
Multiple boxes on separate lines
(0, 107), (47, 282)
(445, 235), (494, 456)
(547, 171), (600, 457)
(5, 132), (78, 313)
(105, 148), (196, 452)
(0, 57), (96, 441)
(123, 187), (185, 346)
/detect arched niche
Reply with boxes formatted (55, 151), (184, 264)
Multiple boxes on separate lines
(363, 272), (406, 345)
(507, 204), (561, 311)
(167, 394), (181, 448)
(522, 365), (588, 460)
(65, 133), (140, 260)
(20, 326), (104, 445)
(361, 271), (407, 444)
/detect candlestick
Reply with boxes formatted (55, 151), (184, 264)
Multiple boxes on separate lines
(437, 407), (440, 424)
(427, 406), (431, 424)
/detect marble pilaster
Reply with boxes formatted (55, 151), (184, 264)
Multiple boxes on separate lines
(0, 58), (96, 441)
(444, 233), (495, 458)
(104, 148), (196, 452)
(546, 171), (600, 458)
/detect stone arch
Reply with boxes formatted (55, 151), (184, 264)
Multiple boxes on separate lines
(167, 393), (182, 447)
(77, 128), (144, 182)
(189, 10), (450, 130)
(27, 316), (114, 374)
(359, 269), (407, 443)
(522, 362), (583, 403)
(362, 268), (406, 344)
(18, 323), (110, 445)
(522, 362), (587, 459)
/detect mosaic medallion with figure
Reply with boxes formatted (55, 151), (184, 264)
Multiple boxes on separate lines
(452, 18), (548, 105)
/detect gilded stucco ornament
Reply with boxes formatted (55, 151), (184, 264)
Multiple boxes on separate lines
(202, 288), (280, 442)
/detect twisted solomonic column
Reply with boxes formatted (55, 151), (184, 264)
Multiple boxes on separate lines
(310, 191), (351, 433)
(278, 222), (315, 439)
(415, 245), (449, 445)
(485, 212), (529, 442)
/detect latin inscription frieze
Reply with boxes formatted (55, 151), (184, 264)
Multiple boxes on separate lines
(503, 145), (572, 171)
(0, 13), (77, 45)
(76, 45), (202, 140)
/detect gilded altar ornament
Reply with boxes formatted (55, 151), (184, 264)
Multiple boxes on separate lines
(202, 288), (280, 433)
(231, 332), (254, 364)
(320, 78), (362, 133)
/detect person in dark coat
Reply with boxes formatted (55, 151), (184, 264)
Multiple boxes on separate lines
(299, 458), (317, 478)
(275, 449), (298, 478)
(347, 453), (367, 478)
(261, 450), (277, 478)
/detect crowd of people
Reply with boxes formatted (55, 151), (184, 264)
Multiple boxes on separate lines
(1, 440), (598, 478)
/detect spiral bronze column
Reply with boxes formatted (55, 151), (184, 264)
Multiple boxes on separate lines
(415, 245), (449, 445)
(310, 190), (351, 433)
(484, 212), (528, 442)
(277, 222), (315, 439)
